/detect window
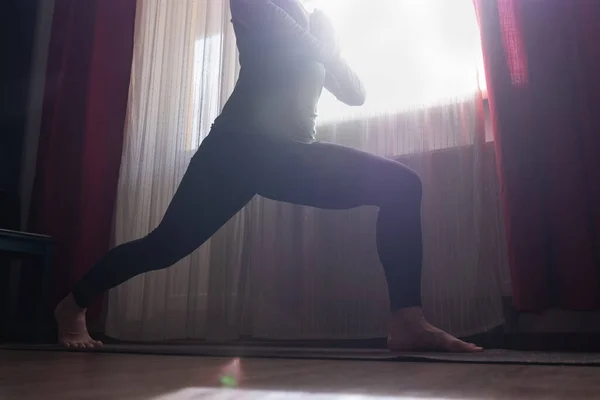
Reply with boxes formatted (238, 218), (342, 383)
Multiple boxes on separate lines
(303, 0), (486, 124)
(188, 0), (487, 149)
(189, 34), (227, 148)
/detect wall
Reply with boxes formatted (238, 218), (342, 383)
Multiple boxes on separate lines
(0, 0), (54, 341)
(0, 0), (54, 230)
(20, 0), (55, 229)
(0, 1), (37, 228)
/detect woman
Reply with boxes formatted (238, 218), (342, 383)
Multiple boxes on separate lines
(55, 0), (482, 353)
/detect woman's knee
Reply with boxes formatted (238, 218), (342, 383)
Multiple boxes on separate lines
(141, 228), (183, 267)
(386, 163), (422, 202)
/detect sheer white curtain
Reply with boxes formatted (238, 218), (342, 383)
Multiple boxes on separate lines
(106, 0), (509, 341)
(106, 0), (243, 340)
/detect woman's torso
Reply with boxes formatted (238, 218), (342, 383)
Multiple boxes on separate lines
(213, 0), (326, 142)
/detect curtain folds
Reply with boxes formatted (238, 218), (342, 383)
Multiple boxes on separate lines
(476, 0), (600, 311)
(26, 0), (136, 320)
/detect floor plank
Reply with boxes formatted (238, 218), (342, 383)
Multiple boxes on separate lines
(1, 350), (599, 399)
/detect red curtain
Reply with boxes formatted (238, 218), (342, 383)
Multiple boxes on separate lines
(28, 0), (136, 316)
(476, 0), (600, 311)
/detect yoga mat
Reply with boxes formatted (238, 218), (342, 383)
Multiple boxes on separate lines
(3, 344), (600, 366)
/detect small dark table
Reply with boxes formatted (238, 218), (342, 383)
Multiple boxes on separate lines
(0, 229), (54, 342)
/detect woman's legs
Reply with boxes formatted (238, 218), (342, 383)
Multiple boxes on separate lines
(251, 138), (424, 310)
(56, 132), (255, 347)
(248, 136), (482, 352)
(57, 130), (482, 352)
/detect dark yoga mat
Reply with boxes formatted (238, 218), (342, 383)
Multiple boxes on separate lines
(3, 344), (600, 366)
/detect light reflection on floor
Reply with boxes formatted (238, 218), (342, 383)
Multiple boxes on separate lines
(152, 357), (462, 399)
(152, 388), (455, 400)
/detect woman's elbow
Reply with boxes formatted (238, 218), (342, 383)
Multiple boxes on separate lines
(345, 89), (366, 106)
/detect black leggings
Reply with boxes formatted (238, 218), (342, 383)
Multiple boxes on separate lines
(72, 129), (423, 311)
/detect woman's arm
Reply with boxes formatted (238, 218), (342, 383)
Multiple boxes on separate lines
(309, 10), (366, 106)
(230, 0), (336, 64)
(324, 59), (367, 106)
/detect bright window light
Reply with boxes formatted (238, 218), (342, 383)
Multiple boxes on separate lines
(152, 388), (467, 399)
(190, 35), (224, 147)
(189, 0), (487, 148)
(303, 0), (486, 124)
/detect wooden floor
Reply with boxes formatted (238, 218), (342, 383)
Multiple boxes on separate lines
(1, 350), (600, 399)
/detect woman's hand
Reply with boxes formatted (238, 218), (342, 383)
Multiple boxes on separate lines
(310, 9), (340, 60)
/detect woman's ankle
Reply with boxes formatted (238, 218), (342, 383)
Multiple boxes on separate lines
(390, 306), (424, 320)
(56, 293), (87, 314)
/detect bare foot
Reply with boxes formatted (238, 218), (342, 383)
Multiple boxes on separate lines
(54, 294), (103, 349)
(387, 307), (483, 353)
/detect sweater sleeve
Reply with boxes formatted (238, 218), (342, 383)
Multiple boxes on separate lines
(324, 58), (367, 106)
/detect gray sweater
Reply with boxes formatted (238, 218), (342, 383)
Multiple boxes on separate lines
(214, 0), (366, 141)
